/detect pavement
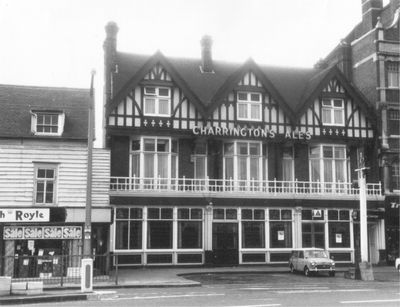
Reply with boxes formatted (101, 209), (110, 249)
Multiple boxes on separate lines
(0, 265), (398, 305)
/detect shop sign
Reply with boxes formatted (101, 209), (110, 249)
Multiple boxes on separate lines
(312, 210), (322, 218)
(192, 126), (312, 140)
(0, 208), (49, 222)
(3, 226), (82, 240)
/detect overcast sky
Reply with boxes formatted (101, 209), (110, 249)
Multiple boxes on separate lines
(0, 0), (376, 145)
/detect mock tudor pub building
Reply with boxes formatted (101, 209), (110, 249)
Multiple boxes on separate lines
(104, 23), (384, 266)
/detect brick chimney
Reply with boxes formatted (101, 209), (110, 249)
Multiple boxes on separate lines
(103, 21), (119, 102)
(361, 0), (383, 33)
(200, 35), (213, 73)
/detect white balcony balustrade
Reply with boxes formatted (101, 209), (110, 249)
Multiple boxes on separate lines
(109, 176), (382, 200)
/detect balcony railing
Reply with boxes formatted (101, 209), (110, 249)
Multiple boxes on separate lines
(110, 176), (382, 198)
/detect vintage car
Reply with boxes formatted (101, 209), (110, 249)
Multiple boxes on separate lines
(289, 248), (335, 277)
(395, 258), (400, 272)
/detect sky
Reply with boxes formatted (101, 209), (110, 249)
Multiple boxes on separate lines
(0, 0), (374, 146)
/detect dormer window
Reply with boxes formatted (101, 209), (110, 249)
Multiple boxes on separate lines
(237, 92), (261, 121)
(143, 86), (171, 117)
(31, 111), (65, 136)
(321, 98), (344, 126)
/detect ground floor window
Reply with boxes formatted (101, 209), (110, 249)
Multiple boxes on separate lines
(269, 209), (292, 248)
(178, 208), (203, 249)
(242, 222), (265, 248)
(115, 208), (142, 250)
(328, 222), (350, 248)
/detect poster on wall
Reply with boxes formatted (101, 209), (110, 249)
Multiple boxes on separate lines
(3, 226), (82, 240)
(335, 233), (342, 243)
(278, 230), (285, 241)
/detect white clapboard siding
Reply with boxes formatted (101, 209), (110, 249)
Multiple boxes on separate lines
(0, 144), (110, 207)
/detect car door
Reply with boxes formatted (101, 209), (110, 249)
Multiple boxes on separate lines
(297, 251), (304, 270)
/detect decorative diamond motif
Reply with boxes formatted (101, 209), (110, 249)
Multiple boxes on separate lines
(143, 119), (148, 126)
(166, 120), (171, 127)
(151, 119), (155, 127)
(159, 120), (163, 127)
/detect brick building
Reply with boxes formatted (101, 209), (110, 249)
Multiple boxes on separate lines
(103, 22), (384, 266)
(324, 0), (400, 263)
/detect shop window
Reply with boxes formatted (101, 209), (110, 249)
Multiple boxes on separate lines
(130, 137), (178, 184)
(213, 208), (237, 220)
(302, 209), (325, 221)
(223, 141), (263, 187)
(269, 209), (292, 248)
(387, 62), (399, 88)
(328, 210), (350, 248)
(177, 208), (203, 249)
(115, 208), (142, 250)
(309, 145), (347, 185)
(321, 98), (344, 126)
(143, 86), (171, 116)
(147, 208), (173, 249)
(237, 91), (262, 121)
(34, 164), (57, 204)
(31, 111), (65, 136)
(241, 209), (265, 248)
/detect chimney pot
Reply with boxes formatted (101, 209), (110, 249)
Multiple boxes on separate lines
(200, 35), (213, 73)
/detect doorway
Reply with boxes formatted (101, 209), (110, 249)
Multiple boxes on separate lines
(212, 223), (238, 266)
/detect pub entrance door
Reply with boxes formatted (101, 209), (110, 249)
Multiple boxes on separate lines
(212, 223), (238, 266)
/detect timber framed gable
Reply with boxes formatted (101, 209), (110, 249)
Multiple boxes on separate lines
(107, 52), (207, 131)
(296, 67), (376, 139)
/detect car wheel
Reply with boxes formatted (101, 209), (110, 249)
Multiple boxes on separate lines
(304, 267), (310, 277)
(329, 271), (335, 277)
(397, 265), (400, 272)
(290, 264), (295, 273)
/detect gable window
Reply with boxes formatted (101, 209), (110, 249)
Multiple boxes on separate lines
(387, 62), (399, 88)
(224, 141), (263, 189)
(131, 137), (178, 188)
(237, 92), (261, 121)
(321, 98), (344, 126)
(143, 86), (171, 116)
(35, 164), (57, 204)
(31, 111), (65, 136)
(309, 145), (347, 186)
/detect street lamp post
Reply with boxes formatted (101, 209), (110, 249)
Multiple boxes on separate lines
(355, 152), (374, 280)
(81, 70), (96, 292)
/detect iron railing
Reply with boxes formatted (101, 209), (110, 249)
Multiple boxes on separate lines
(110, 176), (382, 197)
(0, 254), (110, 286)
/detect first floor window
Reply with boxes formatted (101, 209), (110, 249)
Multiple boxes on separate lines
(178, 208), (203, 249)
(147, 208), (173, 249)
(193, 143), (207, 180)
(115, 208), (142, 250)
(131, 137), (178, 185)
(387, 62), (399, 88)
(282, 146), (294, 181)
(310, 145), (347, 184)
(224, 141), (263, 186)
(392, 161), (400, 191)
(35, 165), (56, 204)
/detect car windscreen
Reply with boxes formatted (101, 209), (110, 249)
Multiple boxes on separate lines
(305, 250), (328, 258)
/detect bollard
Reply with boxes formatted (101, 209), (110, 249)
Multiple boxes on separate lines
(81, 258), (93, 292)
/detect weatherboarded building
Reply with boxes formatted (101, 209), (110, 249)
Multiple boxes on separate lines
(104, 23), (384, 267)
(0, 84), (110, 278)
